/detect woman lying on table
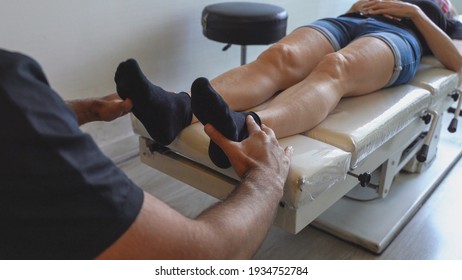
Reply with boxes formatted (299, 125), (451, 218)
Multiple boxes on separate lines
(115, 0), (462, 168)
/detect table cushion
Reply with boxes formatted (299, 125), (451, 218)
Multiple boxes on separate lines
(305, 85), (431, 168)
(133, 118), (351, 208)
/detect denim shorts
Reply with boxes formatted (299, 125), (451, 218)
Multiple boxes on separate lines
(306, 16), (422, 87)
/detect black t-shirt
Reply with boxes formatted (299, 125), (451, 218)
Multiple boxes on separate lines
(0, 49), (144, 259)
(447, 18), (462, 39)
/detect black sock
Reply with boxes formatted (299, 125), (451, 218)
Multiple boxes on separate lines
(115, 59), (192, 145)
(191, 77), (261, 168)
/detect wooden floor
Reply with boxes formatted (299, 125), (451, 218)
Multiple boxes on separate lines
(118, 146), (462, 260)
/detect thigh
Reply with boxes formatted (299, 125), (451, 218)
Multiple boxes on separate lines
(210, 26), (335, 111)
(337, 36), (397, 97)
(275, 26), (336, 76)
(249, 26), (337, 91)
(339, 27), (421, 97)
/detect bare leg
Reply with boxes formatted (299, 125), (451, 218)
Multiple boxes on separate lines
(257, 36), (396, 138)
(209, 27), (335, 111)
(192, 36), (395, 168)
(189, 27), (334, 168)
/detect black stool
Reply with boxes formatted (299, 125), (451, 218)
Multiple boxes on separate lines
(201, 2), (288, 65)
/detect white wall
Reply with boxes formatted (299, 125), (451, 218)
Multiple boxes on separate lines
(0, 0), (355, 150)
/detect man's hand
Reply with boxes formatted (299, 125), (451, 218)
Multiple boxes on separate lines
(91, 93), (133, 122)
(204, 116), (292, 188)
(66, 93), (133, 125)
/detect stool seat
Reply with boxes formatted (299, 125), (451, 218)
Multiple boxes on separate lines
(202, 2), (288, 46)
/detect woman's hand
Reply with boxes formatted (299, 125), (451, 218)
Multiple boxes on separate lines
(359, 0), (419, 20)
(347, 1), (403, 20)
(347, 0), (373, 14)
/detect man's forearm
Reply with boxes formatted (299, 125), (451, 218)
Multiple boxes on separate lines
(66, 99), (95, 125)
(66, 94), (132, 126)
(196, 168), (284, 259)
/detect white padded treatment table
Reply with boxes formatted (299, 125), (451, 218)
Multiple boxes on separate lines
(132, 56), (461, 253)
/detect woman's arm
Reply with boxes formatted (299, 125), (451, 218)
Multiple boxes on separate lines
(454, 39), (462, 56)
(362, 0), (462, 72)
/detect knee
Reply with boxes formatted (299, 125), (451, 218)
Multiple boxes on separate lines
(256, 43), (302, 76)
(314, 52), (350, 80)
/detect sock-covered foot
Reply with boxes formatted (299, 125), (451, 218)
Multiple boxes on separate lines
(115, 59), (192, 145)
(191, 77), (261, 168)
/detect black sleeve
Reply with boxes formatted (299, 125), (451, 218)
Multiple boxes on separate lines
(0, 49), (144, 259)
